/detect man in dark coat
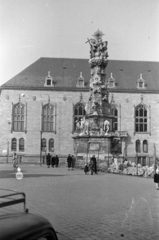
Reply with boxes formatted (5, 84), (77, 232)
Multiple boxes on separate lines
(154, 168), (159, 189)
(71, 155), (76, 170)
(55, 155), (59, 167)
(46, 153), (51, 168)
(67, 154), (72, 170)
(91, 155), (98, 174)
(51, 155), (56, 168)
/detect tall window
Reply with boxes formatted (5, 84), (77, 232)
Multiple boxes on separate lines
(74, 103), (86, 131)
(11, 138), (17, 151)
(41, 138), (46, 152)
(143, 140), (148, 153)
(42, 104), (54, 132)
(112, 108), (118, 131)
(136, 140), (141, 153)
(135, 104), (147, 133)
(19, 138), (24, 152)
(13, 103), (25, 132)
(49, 138), (54, 152)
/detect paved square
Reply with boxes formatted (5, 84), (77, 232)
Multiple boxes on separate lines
(0, 164), (159, 239)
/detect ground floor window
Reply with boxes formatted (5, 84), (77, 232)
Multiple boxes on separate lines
(137, 156), (147, 166)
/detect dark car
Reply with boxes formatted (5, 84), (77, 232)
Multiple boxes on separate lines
(0, 188), (71, 240)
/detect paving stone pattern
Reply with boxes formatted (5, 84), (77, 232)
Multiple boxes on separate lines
(0, 164), (159, 240)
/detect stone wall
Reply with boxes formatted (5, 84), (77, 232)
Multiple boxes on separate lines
(0, 89), (159, 163)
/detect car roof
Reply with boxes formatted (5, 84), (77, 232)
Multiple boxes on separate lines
(0, 212), (55, 240)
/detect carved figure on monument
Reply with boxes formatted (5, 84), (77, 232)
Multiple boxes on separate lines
(98, 40), (108, 59)
(93, 86), (101, 94)
(87, 38), (98, 58)
(103, 119), (110, 135)
(99, 127), (104, 135)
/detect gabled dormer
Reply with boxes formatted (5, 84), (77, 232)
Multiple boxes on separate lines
(44, 71), (56, 87)
(136, 74), (146, 89)
(107, 73), (116, 88)
(76, 72), (85, 88)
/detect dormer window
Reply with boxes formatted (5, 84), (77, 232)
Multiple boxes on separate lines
(47, 79), (52, 86)
(44, 71), (54, 87)
(137, 74), (146, 89)
(107, 73), (116, 88)
(76, 72), (85, 88)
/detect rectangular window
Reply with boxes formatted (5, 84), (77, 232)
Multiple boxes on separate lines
(47, 79), (51, 85)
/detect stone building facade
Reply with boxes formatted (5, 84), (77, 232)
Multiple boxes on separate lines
(0, 57), (159, 165)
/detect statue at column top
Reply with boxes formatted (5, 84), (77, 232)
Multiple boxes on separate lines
(86, 29), (108, 61)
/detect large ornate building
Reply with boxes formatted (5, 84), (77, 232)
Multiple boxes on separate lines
(0, 50), (159, 164)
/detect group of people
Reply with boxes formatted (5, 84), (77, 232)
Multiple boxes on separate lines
(46, 153), (59, 168)
(84, 155), (98, 175)
(67, 154), (76, 170)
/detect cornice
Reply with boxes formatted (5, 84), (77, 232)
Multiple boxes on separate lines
(1, 86), (159, 94)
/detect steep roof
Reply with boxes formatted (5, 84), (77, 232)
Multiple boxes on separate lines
(1, 57), (159, 92)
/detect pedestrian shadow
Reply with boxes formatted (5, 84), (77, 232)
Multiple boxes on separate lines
(0, 170), (66, 179)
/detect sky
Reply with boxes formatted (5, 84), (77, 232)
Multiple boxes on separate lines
(0, 0), (159, 86)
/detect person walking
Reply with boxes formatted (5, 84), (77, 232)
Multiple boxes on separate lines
(67, 154), (72, 170)
(71, 155), (76, 170)
(46, 153), (51, 168)
(91, 155), (98, 174)
(51, 154), (56, 168)
(13, 152), (18, 171)
(89, 158), (94, 175)
(55, 155), (59, 167)
(154, 168), (159, 190)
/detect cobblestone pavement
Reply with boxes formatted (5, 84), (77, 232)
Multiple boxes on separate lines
(0, 163), (159, 240)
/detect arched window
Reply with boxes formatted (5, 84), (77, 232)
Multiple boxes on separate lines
(135, 104), (147, 133)
(42, 104), (54, 132)
(12, 103), (25, 132)
(112, 108), (118, 131)
(74, 103), (86, 131)
(136, 140), (141, 153)
(143, 140), (148, 153)
(49, 138), (54, 152)
(41, 138), (46, 152)
(11, 138), (17, 152)
(19, 138), (24, 152)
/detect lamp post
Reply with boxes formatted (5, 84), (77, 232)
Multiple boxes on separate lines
(40, 131), (42, 166)
(136, 152), (138, 176)
(6, 141), (9, 163)
(63, 67), (67, 85)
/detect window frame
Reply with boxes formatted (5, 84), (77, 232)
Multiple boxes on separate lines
(12, 103), (25, 132)
(136, 139), (141, 153)
(42, 104), (55, 132)
(11, 138), (17, 152)
(73, 102), (86, 132)
(41, 138), (47, 152)
(135, 104), (148, 133)
(143, 140), (148, 153)
(19, 138), (25, 152)
(112, 107), (118, 131)
(49, 138), (54, 152)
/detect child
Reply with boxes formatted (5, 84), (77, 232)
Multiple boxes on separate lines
(154, 168), (159, 190)
(84, 163), (89, 174)
(89, 159), (94, 175)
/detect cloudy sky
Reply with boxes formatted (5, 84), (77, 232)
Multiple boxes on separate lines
(0, 0), (159, 86)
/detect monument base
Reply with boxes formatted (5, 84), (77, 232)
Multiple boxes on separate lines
(73, 135), (114, 164)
